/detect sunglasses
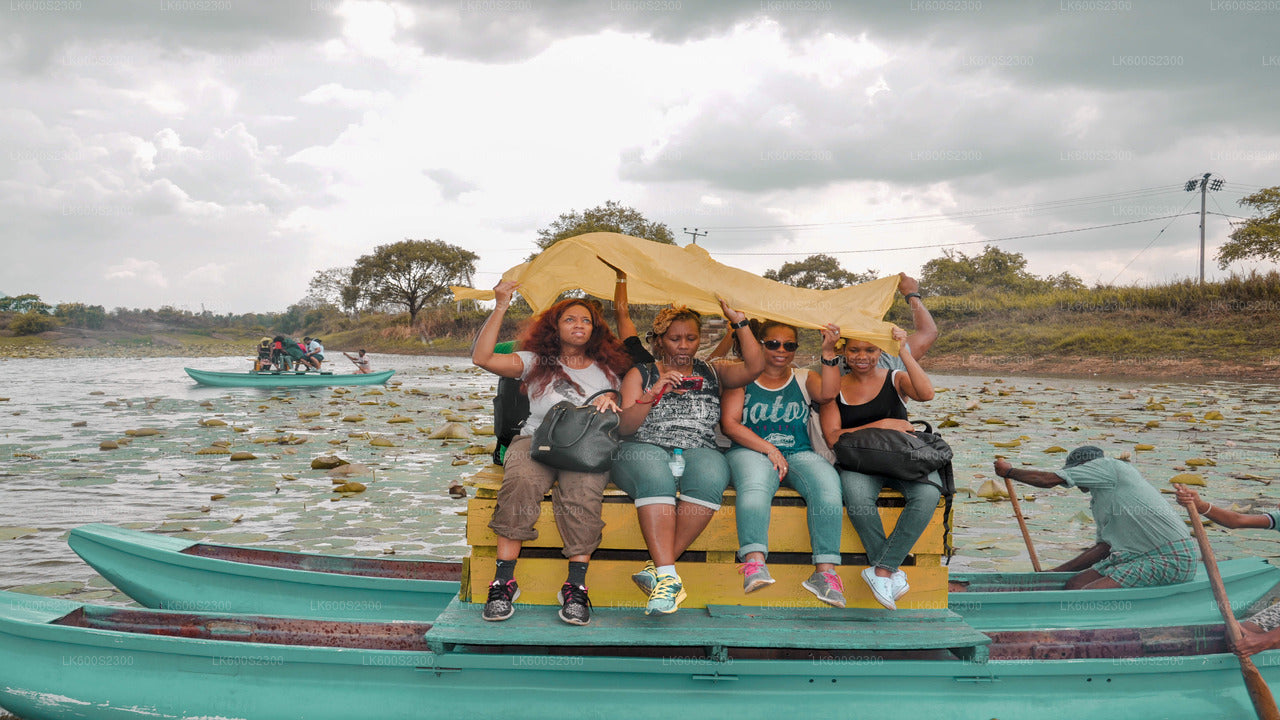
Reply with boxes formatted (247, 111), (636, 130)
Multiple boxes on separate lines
(762, 340), (799, 352)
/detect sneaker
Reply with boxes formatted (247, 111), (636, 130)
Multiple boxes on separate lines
(861, 567), (897, 610)
(482, 579), (520, 621)
(802, 570), (847, 608)
(891, 570), (909, 601)
(739, 559), (776, 593)
(557, 582), (591, 626)
(632, 561), (658, 595)
(645, 574), (687, 616)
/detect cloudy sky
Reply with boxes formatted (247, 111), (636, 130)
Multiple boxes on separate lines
(4, 0), (1279, 314)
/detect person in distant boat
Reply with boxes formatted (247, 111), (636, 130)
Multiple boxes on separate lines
(819, 326), (938, 610)
(1174, 485), (1280, 657)
(994, 447), (1197, 590)
(343, 350), (372, 374)
(614, 300), (765, 616)
(721, 319), (846, 606)
(471, 279), (632, 627)
(304, 337), (325, 370)
(254, 337), (274, 371)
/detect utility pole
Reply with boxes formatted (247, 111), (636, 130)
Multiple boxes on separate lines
(682, 227), (707, 245)
(1184, 172), (1224, 285)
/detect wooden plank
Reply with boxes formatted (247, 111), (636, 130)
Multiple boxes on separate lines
(426, 599), (987, 652)
(465, 556), (948, 611)
(467, 500), (946, 555)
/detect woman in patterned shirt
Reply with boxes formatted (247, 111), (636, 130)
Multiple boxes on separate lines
(614, 300), (765, 616)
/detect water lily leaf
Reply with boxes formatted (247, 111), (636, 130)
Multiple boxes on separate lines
(1186, 458), (1216, 467)
(992, 440), (1021, 448)
(1169, 473), (1206, 486)
(428, 422), (470, 440)
(229, 452), (256, 461)
(0, 527), (39, 540)
(201, 418), (227, 427)
(370, 437), (396, 448)
(1043, 446), (1067, 453)
(1204, 411), (1224, 421)
(1134, 444), (1155, 451)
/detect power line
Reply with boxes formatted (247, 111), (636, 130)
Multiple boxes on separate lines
(1108, 195), (1200, 284)
(709, 213), (1197, 256)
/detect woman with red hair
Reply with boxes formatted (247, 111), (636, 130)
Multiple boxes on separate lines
(472, 280), (632, 627)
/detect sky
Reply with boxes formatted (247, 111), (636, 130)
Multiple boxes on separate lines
(3, 0), (1279, 314)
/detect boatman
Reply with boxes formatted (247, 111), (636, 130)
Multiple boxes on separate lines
(993, 446), (1197, 590)
(1174, 485), (1280, 657)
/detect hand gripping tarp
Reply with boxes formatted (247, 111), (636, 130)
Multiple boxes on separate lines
(451, 232), (901, 353)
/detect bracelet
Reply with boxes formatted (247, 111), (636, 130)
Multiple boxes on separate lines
(820, 356), (841, 367)
(904, 292), (922, 302)
(616, 279), (626, 284)
(999, 468), (1012, 479)
(730, 318), (750, 330)
(1203, 503), (1214, 515)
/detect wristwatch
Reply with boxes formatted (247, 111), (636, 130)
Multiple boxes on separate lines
(820, 356), (841, 366)
(730, 318), (750, 330)
(904, 292), (922, 302)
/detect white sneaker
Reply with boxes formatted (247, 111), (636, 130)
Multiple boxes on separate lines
(891, 570), (909, 601)
(861, 567), (897, 610)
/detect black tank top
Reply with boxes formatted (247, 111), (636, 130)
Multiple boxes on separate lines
(836, 371), (908, 429)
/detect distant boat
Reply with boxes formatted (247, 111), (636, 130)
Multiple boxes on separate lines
(184, 367), (395, 387)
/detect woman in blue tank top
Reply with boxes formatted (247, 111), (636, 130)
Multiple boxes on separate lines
(721, 320), (847, 607)
(819, 326), (937, 611)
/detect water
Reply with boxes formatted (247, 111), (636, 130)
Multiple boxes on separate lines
(1, 357), (1278, 603)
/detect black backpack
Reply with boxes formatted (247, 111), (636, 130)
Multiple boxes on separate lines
(493, 376), (530, 465)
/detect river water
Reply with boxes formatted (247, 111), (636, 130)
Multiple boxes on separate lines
(1, 355), (1278, 601)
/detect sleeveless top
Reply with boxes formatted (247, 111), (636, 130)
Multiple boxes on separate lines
(836, 370), (907, 429)
(733, 370), (811, 454)
(631, 359), (722, 450)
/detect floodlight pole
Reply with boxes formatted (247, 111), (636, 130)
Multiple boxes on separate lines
(682, 227), (707, 245)
(1198, 172), (1209, 285)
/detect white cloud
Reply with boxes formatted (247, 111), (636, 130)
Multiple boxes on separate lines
(105, 258), (168, 288)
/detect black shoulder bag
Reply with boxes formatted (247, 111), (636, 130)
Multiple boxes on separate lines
(529, 389), (621, 473)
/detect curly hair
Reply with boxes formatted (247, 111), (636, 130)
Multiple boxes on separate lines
(518, 298), (631, 399)
(647, 306), (703, 357)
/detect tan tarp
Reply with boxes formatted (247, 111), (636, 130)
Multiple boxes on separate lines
(451, 232), (901, 353)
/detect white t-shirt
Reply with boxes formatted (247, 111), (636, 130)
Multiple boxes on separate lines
(515, 351), (616, 436)
(308, 340), (323, 355)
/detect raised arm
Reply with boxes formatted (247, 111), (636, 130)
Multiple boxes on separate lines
(898, 274), (937, 359)
(890, 327), (934, 402)
(1174, 485), (1275, 530)
(470, 280), (525, 379)
(711, 296), (765, 389)
(611, 264), (639, 341)
(806, 324), (841, 404)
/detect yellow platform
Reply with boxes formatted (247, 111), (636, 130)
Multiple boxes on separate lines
(463, 465), (950, 610)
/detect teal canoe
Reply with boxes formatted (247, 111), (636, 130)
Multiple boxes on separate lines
(69, 524), (1280, 630)
(184, 367), (395, 387)
(0, 589), (1276, 720)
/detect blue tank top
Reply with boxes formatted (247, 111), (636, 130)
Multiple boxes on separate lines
(734, 371), (811, 454)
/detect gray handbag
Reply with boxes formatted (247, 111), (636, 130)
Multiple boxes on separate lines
(530, 389), (621, 473)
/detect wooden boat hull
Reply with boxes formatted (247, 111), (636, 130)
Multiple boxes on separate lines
(0, 590), (1276, 720)
(184, 367), (395, 387)
(70, 524), (1280, 630)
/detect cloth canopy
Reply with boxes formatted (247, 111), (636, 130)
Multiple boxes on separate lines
(451, 232), (902, 353)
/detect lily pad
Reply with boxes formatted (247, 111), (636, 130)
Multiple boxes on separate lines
(1169, 473), (1207, 486)
(0, 526), (39, 540)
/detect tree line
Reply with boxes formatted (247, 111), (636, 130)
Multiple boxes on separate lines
(4, 190), (1278, 336)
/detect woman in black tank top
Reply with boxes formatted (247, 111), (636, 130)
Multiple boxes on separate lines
(818, 326), (937, 611)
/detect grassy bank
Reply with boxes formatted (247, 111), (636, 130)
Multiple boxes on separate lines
(4, 274), (1278, 380)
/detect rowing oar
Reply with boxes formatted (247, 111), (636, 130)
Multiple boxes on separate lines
(1004, 479), (1042, 572)
(1186, 502), (1280, 720)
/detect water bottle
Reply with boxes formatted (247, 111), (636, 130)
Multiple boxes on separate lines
(668, 448), (685, 478)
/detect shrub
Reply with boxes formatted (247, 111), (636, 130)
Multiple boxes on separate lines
(11, 312), (60, 335)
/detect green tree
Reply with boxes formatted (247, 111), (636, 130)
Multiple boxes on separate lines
(55, 302), (107, 329)
(306, 267), (358, 313)
(350, 239), (478, 325)
(1217, 187), (1280, 268)
(533, 200), (675, 257)
(920, 245), (1082, 296)
(10, 311), (59, 335)
(764, 254), (876, 290)
(0, 293), (52, 314)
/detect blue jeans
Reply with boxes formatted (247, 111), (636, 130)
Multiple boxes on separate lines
(839, 469), (942, 571)
(611, 442), (731, 509)
(726, 448), (843, 566)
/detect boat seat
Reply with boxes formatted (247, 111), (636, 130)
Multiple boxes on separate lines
(463, 464), (950, 611)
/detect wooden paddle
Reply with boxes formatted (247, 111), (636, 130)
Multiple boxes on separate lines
(1186, 503), (1280, 720)
(1004, 479), (1042, 572)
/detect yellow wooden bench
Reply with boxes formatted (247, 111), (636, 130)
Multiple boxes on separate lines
(463, 464), (949, 610)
